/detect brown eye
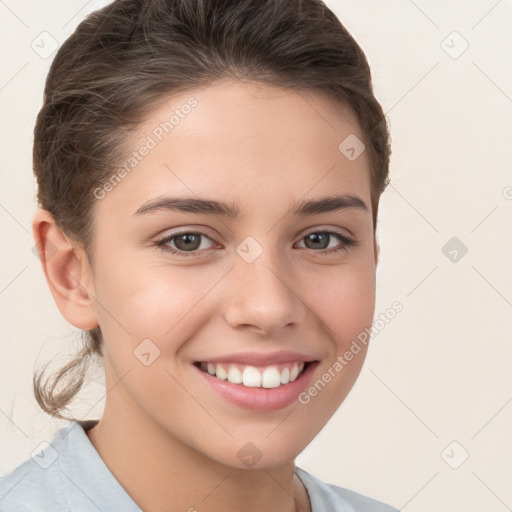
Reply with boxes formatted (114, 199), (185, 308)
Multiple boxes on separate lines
(173, 233), (203, 251)
(297, 230), (357, 255)
(156, 232), (215, 257)
(303, 232), (331, 250)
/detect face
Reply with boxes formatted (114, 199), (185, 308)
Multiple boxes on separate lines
(85, 79), (378, 469)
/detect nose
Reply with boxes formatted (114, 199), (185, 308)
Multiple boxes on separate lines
(223, 246), (307, 336)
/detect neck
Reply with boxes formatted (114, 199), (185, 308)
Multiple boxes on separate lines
(85, 389), (311, 512)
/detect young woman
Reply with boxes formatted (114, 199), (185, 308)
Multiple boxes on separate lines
(0, 0), (398, 510)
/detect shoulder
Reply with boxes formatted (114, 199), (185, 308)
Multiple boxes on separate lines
(0, 444), (66, 511)
(0, 419), (141, 512)
(296, 467), (401, 512)
(0, 421), (85, 511)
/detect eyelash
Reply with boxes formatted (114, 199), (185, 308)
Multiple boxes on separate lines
(154, 230), (358, 258)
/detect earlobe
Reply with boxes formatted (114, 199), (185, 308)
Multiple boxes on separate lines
(32, 208), (99, 330)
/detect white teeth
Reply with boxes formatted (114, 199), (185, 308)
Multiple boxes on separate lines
(262, 366), (281, 388)
(227, 366), (243, 384)
(289, 363), (299, 382)
(200, 361), (309, 387)
(242, 366), (262, 387)
(215, 364), (228, 380)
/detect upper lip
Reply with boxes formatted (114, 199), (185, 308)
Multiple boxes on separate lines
(195, 350), (318, 366)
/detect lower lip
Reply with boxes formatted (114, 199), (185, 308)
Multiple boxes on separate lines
(194, 362), (318, 411)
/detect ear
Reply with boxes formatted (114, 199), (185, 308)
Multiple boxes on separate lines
(32, 208), (99, 330)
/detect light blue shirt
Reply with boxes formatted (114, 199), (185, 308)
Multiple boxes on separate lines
(0, 420), (400, 511)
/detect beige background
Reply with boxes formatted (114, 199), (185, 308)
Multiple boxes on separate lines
(1, 1), (511, 510)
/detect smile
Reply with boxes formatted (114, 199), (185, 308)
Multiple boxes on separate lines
(195, 361), (309, 389)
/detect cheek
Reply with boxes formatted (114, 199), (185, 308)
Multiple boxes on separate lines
(94, 246), (375, 355)
(93, 258), (220, 351)
(91, 264), (213, 404)
(290, 266), (374, 429)
(304, 262), (376, 347)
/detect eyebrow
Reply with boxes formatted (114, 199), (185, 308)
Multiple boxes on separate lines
(133, 193), (369, 218)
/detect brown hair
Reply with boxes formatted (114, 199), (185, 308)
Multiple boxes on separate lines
(33, 0), (391, 420)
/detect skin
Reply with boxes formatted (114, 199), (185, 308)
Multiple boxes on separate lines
(33, 79), (380, 512)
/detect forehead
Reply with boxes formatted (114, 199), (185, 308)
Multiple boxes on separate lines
(95, 79), (372, 219)
(141, 79), (365, 151)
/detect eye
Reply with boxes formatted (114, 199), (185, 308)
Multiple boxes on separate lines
(296, 230), (357, 255)
(155, 231), (215, 257)
(155, 229), (357, 258)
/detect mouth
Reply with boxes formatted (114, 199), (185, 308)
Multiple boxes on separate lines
(193, 360), (311, 389)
